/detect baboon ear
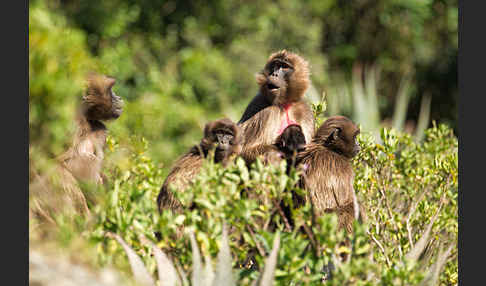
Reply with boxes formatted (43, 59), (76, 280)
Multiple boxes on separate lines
(105, 76), (116, 90)
(331, 128), (341, 141)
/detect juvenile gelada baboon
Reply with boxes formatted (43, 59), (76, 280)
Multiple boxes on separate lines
(30, 73), (123, 223)
(238, 50), (315, 165)
(157, 118), (242, 214)
(296, 116), (361, 233)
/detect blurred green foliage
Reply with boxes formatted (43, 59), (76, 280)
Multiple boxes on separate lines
(29, 0), (457, 168)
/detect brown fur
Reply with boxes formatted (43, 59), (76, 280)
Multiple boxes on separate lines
(297, 116), (361, 233)
(157, 118), (242, 214)
(30, 74), (123, 223)
(238, 50), (315, 165)
(261, 124), (306, 168)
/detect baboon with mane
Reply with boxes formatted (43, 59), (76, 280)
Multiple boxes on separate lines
(30, 74), (123, 223)
(238, 50), (315, 166)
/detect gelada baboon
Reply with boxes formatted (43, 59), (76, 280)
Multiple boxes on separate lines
(30, 74), (123, 223)
(157, 118), (242, 214)
(238, 50), (315, 165)
(261, 124), (307, 167)
(297, 116), (361, 233)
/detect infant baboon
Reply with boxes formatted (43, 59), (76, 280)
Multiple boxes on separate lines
(30, 74), (123, 223)
(238, 50), (315, 165)
(157, 118), (242, 214)
(262, 124), (306, 168)
(297, 116), (361, 233)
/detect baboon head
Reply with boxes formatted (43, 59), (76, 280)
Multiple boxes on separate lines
(201, 118), (242, 163)
(256, 50), (310, 105)
(275, 124), (306, 155)
(314, 116), (360, 159)
(82, 73), (124, 121)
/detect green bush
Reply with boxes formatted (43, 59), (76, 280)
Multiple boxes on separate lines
(33, 122), (457, 285)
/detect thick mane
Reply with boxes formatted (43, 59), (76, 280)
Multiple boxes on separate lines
(82, 73), (123, 121)
(86, 73), (115, 97)
(30, 73), (123, 222)
(237, 92), (272, 124)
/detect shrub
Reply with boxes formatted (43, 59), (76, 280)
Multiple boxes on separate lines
(33, 122), (457, 285)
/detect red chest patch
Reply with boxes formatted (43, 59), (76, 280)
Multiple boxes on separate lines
(277, 103), (298, 135)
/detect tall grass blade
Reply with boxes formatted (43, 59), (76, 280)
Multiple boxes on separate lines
(212, 224), (235, 286)
(405, 201), (443, 262)
(189, 231), (204, 286)
(258, 232), (280, 286)
(203, 254), (215, 286)
(139, 234), (181, 286)
(419, 243), (454, 286)
(105, 232), (155, 286)
(364, 64), (381, 134)
(352, 64), (367, 128)
(392, 75), (412, 132)
(415, 94), (432, 142)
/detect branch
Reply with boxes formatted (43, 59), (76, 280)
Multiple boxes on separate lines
(367, 229), (391, 267)
(246, 225), (266, 257)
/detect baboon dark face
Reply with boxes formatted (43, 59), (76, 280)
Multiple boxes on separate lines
(108, 90), (123, 119)
(214, 128), (235, 155)
(256, 50), (310, 105)
(315, 116), (360, 159)
(263, 58), (294, 98)
(203, 118), (242, 163)
(83, 74), (123, 121)
(275, 125), (306, 156)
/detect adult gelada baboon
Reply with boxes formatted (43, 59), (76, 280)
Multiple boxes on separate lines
(157, 118), (242, 214)
(296, 116), (362, 233)
(30, 73), (123, 223)
(238, 50), (315, 165)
